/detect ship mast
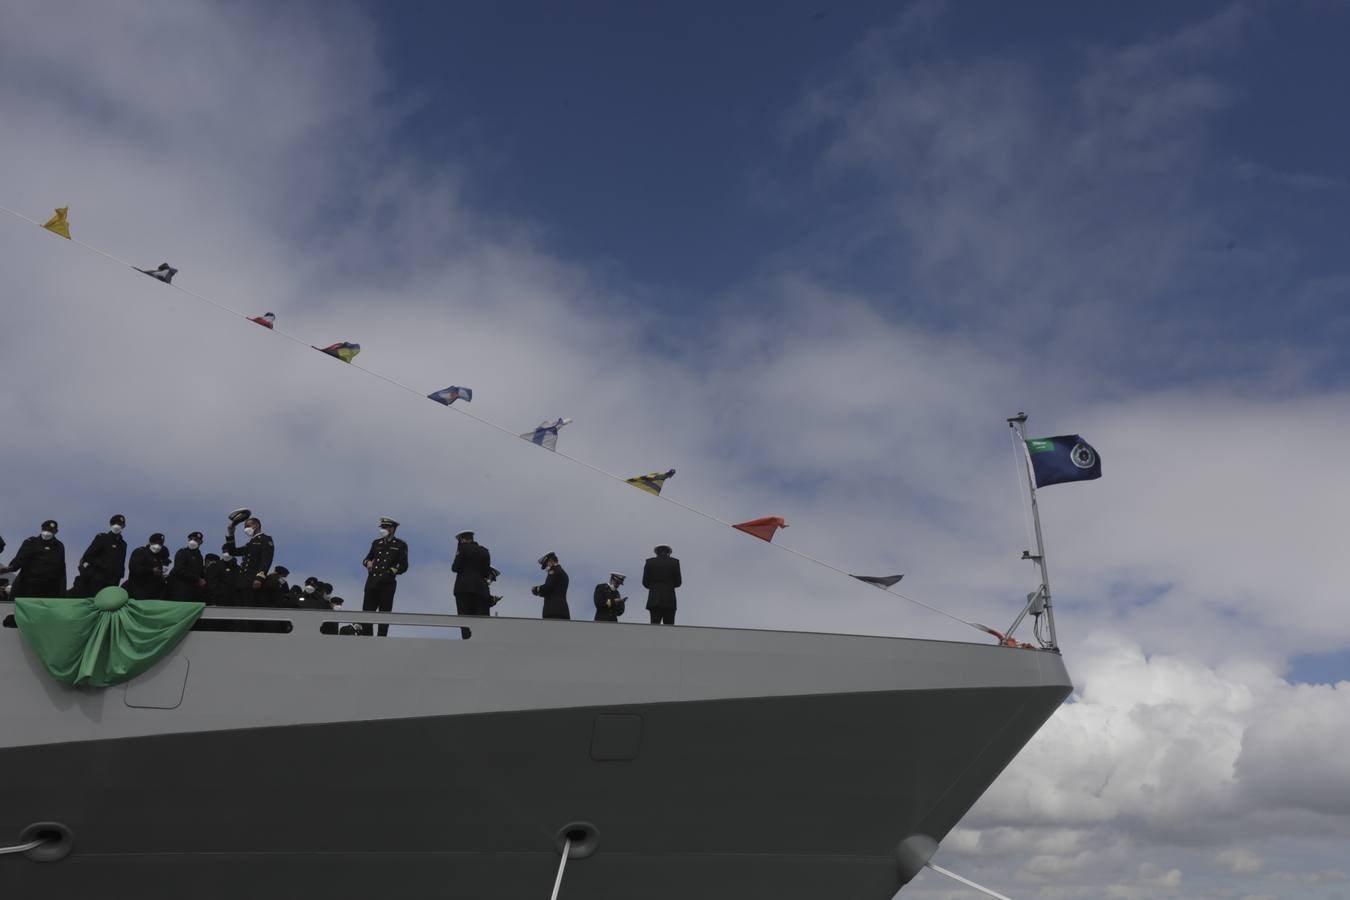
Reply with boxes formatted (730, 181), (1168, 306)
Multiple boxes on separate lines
(1005, 412), (1058, 651)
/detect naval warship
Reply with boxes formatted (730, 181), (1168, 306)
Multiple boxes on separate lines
(0, 598), (1069, 899)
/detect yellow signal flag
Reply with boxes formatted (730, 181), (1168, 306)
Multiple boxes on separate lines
(42, 206), (71, 239)
(626, 469), (676, 496)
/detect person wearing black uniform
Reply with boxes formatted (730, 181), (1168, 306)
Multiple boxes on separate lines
(261, 566), (291, 607)
(165, 531), (206, 601)
(224, 516), (274, 606)
(321, 593), (358, 636)
(593, 572), (627, 622)
(125, 533), (171, 599)
(361, 516), (409, 636)
(202, 553), (230, 605)
(1, 520), (67, 598)
(451, 529), (492, 639)
(72, 514), (128, 596)
(0, 578), (9, 602)
(643, 544), (682, 625)
(531, 551), (570, 620)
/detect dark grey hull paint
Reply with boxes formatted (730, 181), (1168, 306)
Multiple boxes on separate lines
(0, 605), (1070, 898)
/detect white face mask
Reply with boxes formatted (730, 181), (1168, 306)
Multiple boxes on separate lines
(303, 584), (315, 594)
(243, 527), (256, 538)
(149, 544), (163, 553)
(187, 540), (200, 550)
(378, 528), (390, 538)
(110, 524), (123, 534)
(40, 531), (54, 541)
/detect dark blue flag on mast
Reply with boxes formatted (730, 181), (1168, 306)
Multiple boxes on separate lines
(1025, 435), (1102, 487)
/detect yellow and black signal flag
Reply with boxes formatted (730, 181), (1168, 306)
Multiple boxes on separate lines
(315, 341), (361, 363)
(626, 468), (676, 496)
(42, 206), (71, 239)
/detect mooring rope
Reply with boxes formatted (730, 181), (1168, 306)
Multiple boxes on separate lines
(926, 861), (1014, 899)
(0, 839), (43, 857)
(549, 837), (572, 900)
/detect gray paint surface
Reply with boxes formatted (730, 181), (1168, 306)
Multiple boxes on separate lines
(0, 604), (1071, 898)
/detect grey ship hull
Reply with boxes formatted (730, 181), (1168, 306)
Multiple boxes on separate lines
(0, 604), (1071, 899)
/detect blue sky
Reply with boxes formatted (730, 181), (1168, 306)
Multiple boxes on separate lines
(379, 0), (1350, 367)
(2, 1), (1349, 895)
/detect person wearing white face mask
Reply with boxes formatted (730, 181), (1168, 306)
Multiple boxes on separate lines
(361, 516), (409, 636)
(125, 532), (170, 599)
(0, 519), (67, 598)
(72, 514), (128, 596)
(166, 531), (207, 602)
(223, 516), (275, 606)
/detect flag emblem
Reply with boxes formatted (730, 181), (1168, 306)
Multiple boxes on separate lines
(1025, 434), (1102, 487)
(1070, 442), (1096, 469)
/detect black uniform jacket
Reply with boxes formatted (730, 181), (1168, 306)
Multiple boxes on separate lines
(642, 555), (682, 611)
(451, 541), (492, 597)
(205, 559), (236, 605)
(166, 547), (204, 601)
(260, 573), (292, 607)
(593, 583), (624, 622)
(364, 536), (409, 582)
(224, 532), (275, 586)
(298, 590), (330, 610)
(7, 536), (66, 596)
(78, 531), (128, 588)
(125, 546), (169, 599)
(535, 566), (570, 619)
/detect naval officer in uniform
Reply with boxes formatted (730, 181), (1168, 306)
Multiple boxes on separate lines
(224, 515), (275, 606)
(532, 552), (570, 620)
(643, 544), (682, 625)
(362, 516), (409, 636)
(451, 530), (492, 639)
(126, 533), (171, 599)
(593, 572), (627, 622)
(166, 531), (206, 601)
(1, 519), (67, 598)
(73, 514), (128, 595)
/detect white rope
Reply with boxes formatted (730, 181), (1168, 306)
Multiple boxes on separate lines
(0, 203), (990, 637)
(0, 839), (42, 856)
(549, 837), (571, 900)
(925, 861), (1014, 899)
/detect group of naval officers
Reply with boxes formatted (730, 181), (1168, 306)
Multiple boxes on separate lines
(0, 513), (684, 634)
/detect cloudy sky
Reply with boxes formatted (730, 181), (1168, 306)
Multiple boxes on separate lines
(2, 0), (1348, 896)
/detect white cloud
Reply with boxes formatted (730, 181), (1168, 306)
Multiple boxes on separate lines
(3, 3), (1350, 897)
(926, 634), (1350, 896)
(1216, 848), (1263, 875)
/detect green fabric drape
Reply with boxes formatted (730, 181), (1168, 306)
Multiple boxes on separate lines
(14, 587), (203, 687)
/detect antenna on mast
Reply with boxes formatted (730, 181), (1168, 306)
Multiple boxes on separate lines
(1004, 412), (1058, 651)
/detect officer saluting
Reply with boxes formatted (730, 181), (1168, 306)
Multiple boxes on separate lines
(223, 511), (275, 606)
(1, 519), (67, 598)
(73, 514), (128, 596)
(362, 516), (408, 636)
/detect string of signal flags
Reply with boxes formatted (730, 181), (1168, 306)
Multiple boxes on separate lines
(3, 202), (1099, 639)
